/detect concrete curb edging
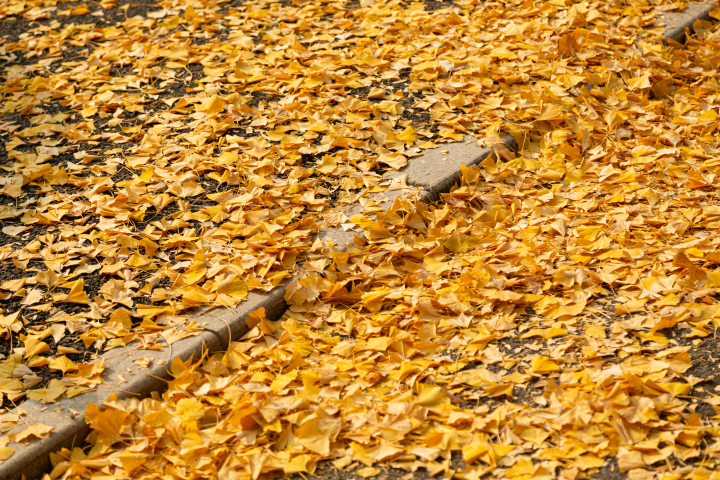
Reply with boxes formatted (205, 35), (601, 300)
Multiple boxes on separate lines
(0, 2), (716, 477)
(662, 1), (716, 43)
(318, 134), (518, 250)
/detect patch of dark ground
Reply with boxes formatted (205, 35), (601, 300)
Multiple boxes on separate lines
(588, 458), (625, 480)
(216, 0), (247, 15)
(194, 174), (222, 202)
(677, 332), (720, 418)
(0, 23), (168, 175)
(267, 0), (457, 15)
(586, 455), (712, 480)
(0, 113), (31, 169)
(0, 150), (208, 402)
(288, 450), (622, 480)
(0, 325), (90, 410)
(0, 223), (48, 252)
(0, 257), (104, 409)
(437, 291), (720, 477)
(422, 0), (456, 10)
(0, 231), (187, 408)
(156, 62), (207, 99)
(288, 451), (466, 480)
(0, 0), (158, 45)
(349, 75), (441, 138)
(245, 90), (277, 108)
(552, 294), (720, 416)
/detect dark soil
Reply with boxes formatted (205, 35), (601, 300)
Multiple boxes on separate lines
(350, 77), (436, 128)
(588, 459), (625, 480)
(0, 1), (158, 44)
(288, 451), (467, 480)
(288, 448), (624, 480)
(422, 0), (454, 11)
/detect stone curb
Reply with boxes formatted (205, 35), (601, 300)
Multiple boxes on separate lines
(662, 1), (716, 43)
(318, 134), (518, 250)
(1, 3), (716, 478)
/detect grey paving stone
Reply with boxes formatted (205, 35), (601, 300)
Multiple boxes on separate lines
(662, 1), (716, 43)
(200, 282), (289, 349)
(401, 135), (517, 202)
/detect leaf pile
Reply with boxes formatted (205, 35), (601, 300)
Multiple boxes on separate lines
(4, 0), (677, 404)
(0, 0), (456, 405)
(51, 156), (720, 480)
(30, 2), (720, 478)
(1, 0), (720, 477)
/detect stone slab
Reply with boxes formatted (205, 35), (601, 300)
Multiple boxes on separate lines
(662, 1), (716, 43)
(318, 135), (518, 250)
(401, 134), (517, 202)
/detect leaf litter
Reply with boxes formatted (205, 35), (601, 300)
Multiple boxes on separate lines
(0, 0), (719, 478)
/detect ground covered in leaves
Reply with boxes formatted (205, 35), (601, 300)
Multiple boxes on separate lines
(1, 0), (720, 479)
